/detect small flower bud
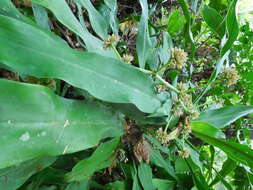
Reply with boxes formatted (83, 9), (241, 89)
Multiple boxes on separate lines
(122, 54), (134, 64)
(171, 47), (188, 70)
(177, 82), (188, 91)
(178, 148), (190, 158)
(103, 34), (120, 49)
(221, 68), (239, 86)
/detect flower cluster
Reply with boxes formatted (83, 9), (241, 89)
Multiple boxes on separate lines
(221, 67), (239, 86)
(171, 47), (188, 70)
(178, 148), (190, 158)
(103, 34), (120, 49)
(122, 54), (134, 64)
(156, 127), (179, 144)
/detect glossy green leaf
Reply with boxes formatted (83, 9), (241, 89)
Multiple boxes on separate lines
(77, 0), (108, 39)
(138, 163), (154, 190)
(202, 5), (226, 38)
(0, 79), (122, 169)
(136, 0), (152, 68)
(191, 122), (253, 169)
(221, 0), (239, 56)
(0, 15), (161, 113)
(190, 122), (225, 139)
(65, 137), (120, 182)
(196, 105), (253, 128)
(30, 0), (114, 57)
(0, 157), (56, 190)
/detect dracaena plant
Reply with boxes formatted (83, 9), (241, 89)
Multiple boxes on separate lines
(0, 0), (253, 189)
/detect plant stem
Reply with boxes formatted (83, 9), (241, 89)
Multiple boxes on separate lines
(155, 74), (180, 93)
(111, 45), (122, 60)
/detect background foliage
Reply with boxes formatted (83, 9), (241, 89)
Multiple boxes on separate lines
(0, 0), (253, 189)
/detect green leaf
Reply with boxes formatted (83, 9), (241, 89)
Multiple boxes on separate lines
(105, 181), (126, 190)
(136, 0), (152, 68)
(65, 181), (89, 190)
(103, 0), (119, 35)
(178, 0), (195, 59)
(130, 165), (142, 190)
(190, 122), (225, 139)
(167, 10), (186, 35)
(191, 122), (253, 170)
(0, 157), (56, 190)
(152, 178), (174, 190)
(30, 0), (114, 57)
(0, 15), (161, 113)
(138, 163), (154, 190)
(150, 149), (178, 181)
(202, 5), (226, 38)
(32, 3), (50, 31)
(77, 0), (108, 39)
(196, 105), (253, 128)
(0, 79), (122, 169)
(210, 158), (237, 186)
(0, 0), (32, 23)
(65, 137), (120, 182)
(221, 0), (239, 56)
(158, 32), (173, 65)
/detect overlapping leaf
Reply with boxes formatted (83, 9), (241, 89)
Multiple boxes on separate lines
(196, 105), (253, 128)
(0, 157), (56, 190)
(30, 0), (114, 57)
(0, 79), (122, 169)
(0, 15), (161, 113)
(191, 122), (253, 170)
(136, 0), (152, 68)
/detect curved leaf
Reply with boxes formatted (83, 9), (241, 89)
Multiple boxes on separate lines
(0, 0), (32, 23)
(196, 105), (253, 128)
(66, 137), (119, 182)
(0, 15), (161, 113)
(77, 0), (108, 39)
(0, 79), (122, 169)
(30, 0), (114, 58)
(202, 5), (226, 38)
(136, 0), (152, 68)
(221, 0), (239, 56)
(0, 157), (56, 190)
(191, 122), (253, 170)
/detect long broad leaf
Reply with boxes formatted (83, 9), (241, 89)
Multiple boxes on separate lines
(77, 0), (108, 39)
(0, 157), (56, 190)
(221, 0), (239, 56)
(0, 79), (122, 169)
(0, 0), (32, 23)
(30, 0), (114, 57)
(138, 163), (154, 190)
(196, 105), (253, 128)
(65, 137), (120, 182)
(0, 15), (161, 113)
(136, 0), (152, 68)
(202, 5), (226, 38)
(191, 122), (253, 170)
